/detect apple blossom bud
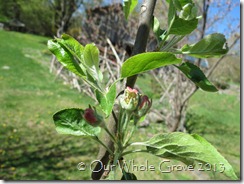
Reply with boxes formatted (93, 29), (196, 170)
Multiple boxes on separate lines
(84, 108), (103, 127)
(137, 95), (152, 117)
(119, 87), (140, 111)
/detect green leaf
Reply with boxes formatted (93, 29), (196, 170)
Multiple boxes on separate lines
(48, 34), (102, 91)
(121, 52), (181, 78)
(123, 0), (138, 20)
(168, 0), (176, 28)
(167, 0), (197, 36)
(178, 0), (193, 7)
(83, 43), (103, 82)
(179, 3), (198, 20)
(166, 0), (193, 9)
(146, 132), (238, 180)
(181, 33), (228, 58)
(153, 16), (160, 33)
(176, 62), (218, 92)
(169, 16), (198, 35)
(121, 171), (137, 180)
(59, 34), (85, 59)
(47, 34), (86, 77)
(172, 0), (183, 10)
(53, 108), (101, 136)
(153, 16), (166, 42)
(95, 82), (117, 117)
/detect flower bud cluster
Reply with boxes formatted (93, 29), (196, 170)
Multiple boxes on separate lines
(119, 87), (140, 111)
(119, 87), (152, 118)
(83, 87), (152, 128)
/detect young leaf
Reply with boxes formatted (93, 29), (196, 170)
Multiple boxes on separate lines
(53, 108), (101, 136)
(179, 3), (198, 21)
(48, 34), (102, 91)
(47, 35), (86, 77)
(59, 34), (85, 59)
(172, 0), (183, 10)
(84, 44), (103, 82)
(153, 16), (166, 42)
(95, 82), (117, 117)
(175, 62), (218, 92)
(168, 0), (176, 28)
(146, 132), (238, 180)
(166, 0), (193, 7)
(123, 0), (138, 20)
(181, 33), (228, 58)
(178, 0), (193, 6)
(121, 52), (181, 78)
(169, 16), (198, 35)
(167, 0), (197, 36)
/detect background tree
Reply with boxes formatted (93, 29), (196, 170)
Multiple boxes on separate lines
(18, 0), (54, 36)
(49, 0), (83, 37)
(0, 0), (21, 22)
(0, 0), (85, 36)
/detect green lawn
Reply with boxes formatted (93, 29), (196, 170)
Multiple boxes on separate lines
(0, 30), (240, 180)
(0, 30), (96, 180)
(186, 90), (240, 179)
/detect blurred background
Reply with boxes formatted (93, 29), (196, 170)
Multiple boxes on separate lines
(0, 0), (240, 180)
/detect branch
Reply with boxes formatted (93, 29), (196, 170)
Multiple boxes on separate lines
(126, 0), (157, 88)
(196, 0), (210, 66)
(91, 0), (157, 180)
(91, 109), (117, 180)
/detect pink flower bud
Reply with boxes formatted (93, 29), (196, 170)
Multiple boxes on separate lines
(137, 95), (152, 117)
(119, 87), (140, 111)
(84, 108), (102, 126)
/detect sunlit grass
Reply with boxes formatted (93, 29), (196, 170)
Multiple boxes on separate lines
(0, 30), (96, 180)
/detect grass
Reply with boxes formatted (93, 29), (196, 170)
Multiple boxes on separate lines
(0, 30), (96, 180)
(185, 90), (240, 179)
(0, 30), (240, 180)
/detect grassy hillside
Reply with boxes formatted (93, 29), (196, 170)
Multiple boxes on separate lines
(0, 30), (96, 180)
(186, 90), (240, 178)
(0, 30), (240, 180)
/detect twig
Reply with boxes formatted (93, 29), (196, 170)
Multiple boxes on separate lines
(159, 79), (175, 103)
(103, 46), (117, 84)
(126, 0), (157, 88)
(106, 38), (123, 81)
(106, 38), (121, 63)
